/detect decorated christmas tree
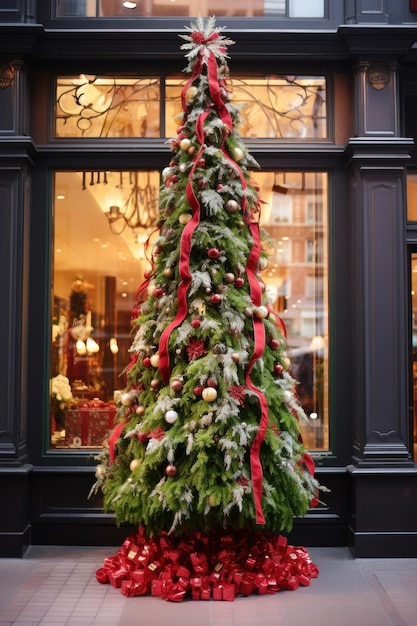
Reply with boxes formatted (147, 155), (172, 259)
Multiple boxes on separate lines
(94, 17), (326, 601)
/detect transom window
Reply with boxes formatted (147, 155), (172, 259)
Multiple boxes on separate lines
(55, 74), (327, 140)
(56, 0), (325, 19)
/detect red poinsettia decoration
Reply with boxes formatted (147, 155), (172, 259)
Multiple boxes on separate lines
(227, 384), (246, 406)
(186, 338), (206, 361)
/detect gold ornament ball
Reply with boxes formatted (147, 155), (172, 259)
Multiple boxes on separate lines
(180, 137), (192, 151)
(232, 352), (240, 363)
(283, 356), (292, 370)
(121, 392), (134, 406)
(255, 305), (269, 319)
(224, 272), (235, 284)
(259, 257), (268, 271)
(150, 353), (160, 367)
(179, 162), (187, 173)
(164, 267), (173, 278)
(150, 378), (161, 390)
(130, 458), (142, 471)
(208, 494), (217, 507)
(185, 86), (198, 103)
(233, 147), (244, 162)
(202, 387), (218, 402)
(179, 213), (192, 225)
(136, 405), (145, 416)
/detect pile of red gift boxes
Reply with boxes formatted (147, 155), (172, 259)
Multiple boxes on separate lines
(96, 527), (318, 601)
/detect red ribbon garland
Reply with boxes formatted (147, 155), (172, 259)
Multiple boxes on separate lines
(164, 46), (268, 522)
(158, 113), (209, 385)
(244, 221), (268, 525)
(108, 422), (126, 464)
(219, 146), (268, 524)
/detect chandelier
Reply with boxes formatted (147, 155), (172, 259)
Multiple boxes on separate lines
(82, 171), (159, 236)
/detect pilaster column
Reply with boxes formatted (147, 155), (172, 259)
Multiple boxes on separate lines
(347, 59), (413, 467)
(0, 59), (35, 555)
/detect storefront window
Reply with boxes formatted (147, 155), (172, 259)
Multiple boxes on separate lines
(50, 169), (328, 451)
(56, 74), (327, 140)
(256, 170), (329, 450)
(410, 252), (417, 460)
(56, 0), (325, 18)
(408, 174), (417, 221)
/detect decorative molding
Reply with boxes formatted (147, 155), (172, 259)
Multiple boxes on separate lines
(367, 64), (390, 90)
(0, 62), (15, 89)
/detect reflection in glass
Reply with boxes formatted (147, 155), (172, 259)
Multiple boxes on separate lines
(166, 75), (327, 140)
(50, 169), (328, 451)
(256, 171), (329, 450)
(56, 0), (324, 18)
(55, 75), (160, 138)
(410, 258), (417, 461)
(55, 74), (326, 140)
(50, 171), (160, 449)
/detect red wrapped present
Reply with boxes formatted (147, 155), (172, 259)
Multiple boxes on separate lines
(65, 404), (116, 447)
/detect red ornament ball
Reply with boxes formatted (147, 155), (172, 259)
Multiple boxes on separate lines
(142, 356), (151, 368)
(270, 339), (280, 350)
(191, 317), (201, 328)
(207, 377), (218, 388)
(194, 385), (204, 396)
(171, 379), (183, 393)
(234, 277), (244, 288)
(166, 464), (177, 477)
(210, 293), (222, 305)
(138, 432), (148, 443)
(274, 364), (284, 375)
(207, 247), (220, 259)
(153, 287), (164, 299)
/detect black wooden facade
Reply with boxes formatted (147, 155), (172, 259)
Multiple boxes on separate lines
(1, 0), (417, 558)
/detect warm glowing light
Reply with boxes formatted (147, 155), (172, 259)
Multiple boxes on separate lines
(86, 337), (100, 353)
(76, 339), (87, 355)
(110, 338), (119, 354)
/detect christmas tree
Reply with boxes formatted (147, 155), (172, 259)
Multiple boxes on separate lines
(94, 17), (326, 601)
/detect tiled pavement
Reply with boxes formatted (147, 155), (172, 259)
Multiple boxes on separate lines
(1, 545), (417, 625)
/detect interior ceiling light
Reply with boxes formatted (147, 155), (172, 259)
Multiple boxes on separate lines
(123, 1), (137, 8)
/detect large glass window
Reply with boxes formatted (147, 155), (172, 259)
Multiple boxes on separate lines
(56, 74), (327, 140)
(410, 252), (417, 461)
(56, 0), (325, 18)
(50, 168), (328, 452)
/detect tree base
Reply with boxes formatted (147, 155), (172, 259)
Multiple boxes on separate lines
(96, 527), (318, 601)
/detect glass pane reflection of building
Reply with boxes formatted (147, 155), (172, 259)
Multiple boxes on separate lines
(51, 169), (328, 452)
(56, 1), (325, 18)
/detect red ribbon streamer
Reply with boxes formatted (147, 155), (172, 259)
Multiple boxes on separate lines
(158, 113), (209, 385)
(244, 220), (268, 525)
(108, 422), (126, 464)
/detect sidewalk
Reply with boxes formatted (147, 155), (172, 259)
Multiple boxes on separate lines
(0, 546), (416, 625)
